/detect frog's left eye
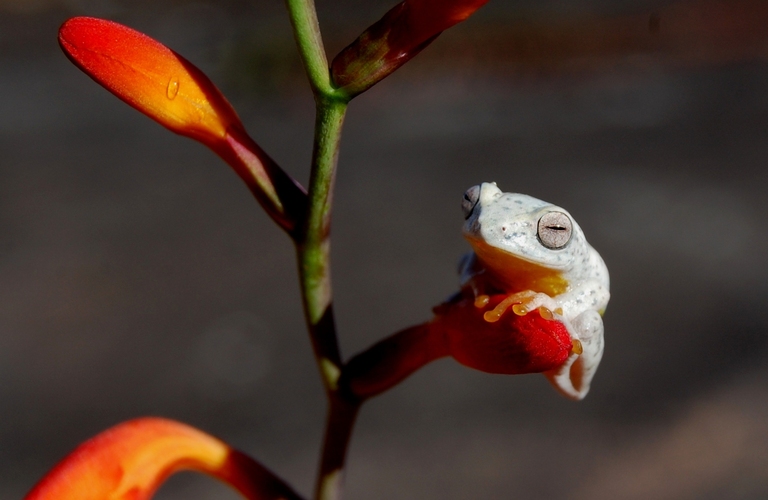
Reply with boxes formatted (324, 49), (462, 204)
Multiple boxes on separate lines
(461, 185), (481, 220)
(538, 211), (572, 249)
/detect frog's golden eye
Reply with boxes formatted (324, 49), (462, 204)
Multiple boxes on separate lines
(461, 185), (481, 220)
(538, 211), (572, 249)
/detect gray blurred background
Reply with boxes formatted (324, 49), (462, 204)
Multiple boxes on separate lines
(2, 0), (768, 499)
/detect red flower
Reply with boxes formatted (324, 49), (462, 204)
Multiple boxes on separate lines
(331, 0), (489, 96)
(344, 294), (575, 400)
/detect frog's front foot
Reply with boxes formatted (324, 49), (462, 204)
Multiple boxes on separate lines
(476, 290), (560, 323)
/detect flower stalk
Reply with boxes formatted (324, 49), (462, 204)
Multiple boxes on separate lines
(297, 99), (347, 389)
(283, 2), (359, 499)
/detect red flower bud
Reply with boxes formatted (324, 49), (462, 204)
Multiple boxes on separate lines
(331, 0), (489, 96)
(59, 17), (243, 148)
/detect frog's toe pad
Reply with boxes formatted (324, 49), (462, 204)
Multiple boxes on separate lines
(482, 291), (555, 323)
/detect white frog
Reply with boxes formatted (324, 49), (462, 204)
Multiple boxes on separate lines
(459, 182), (610, 399)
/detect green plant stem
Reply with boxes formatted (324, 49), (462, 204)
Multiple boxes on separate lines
(298, 99), (347, 390)
(284, 0), (334, 96)
(285, 1), (358, 498)
(298, 98), (352, 500)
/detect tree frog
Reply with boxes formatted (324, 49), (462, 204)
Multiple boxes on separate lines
(458, 182), (610, 399)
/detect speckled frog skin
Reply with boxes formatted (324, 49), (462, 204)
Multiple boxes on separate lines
(459, 182), (610, 399)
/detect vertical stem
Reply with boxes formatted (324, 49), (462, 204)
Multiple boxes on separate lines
(298, 98), (353, 500)
(297, 92), (359, 500)
(315, 396), (360, 500)
(299, 99), (347, 390)
(285, 1), (356, 499)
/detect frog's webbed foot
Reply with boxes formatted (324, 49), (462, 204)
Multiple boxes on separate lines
(545, 309), (604, 400)
(477, 291), (560, 323)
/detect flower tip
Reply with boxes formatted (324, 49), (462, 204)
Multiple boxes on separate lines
(331, 0), (491, 95)
(58, 16), (243, 146)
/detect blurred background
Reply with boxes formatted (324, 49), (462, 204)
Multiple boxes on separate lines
(2, 0), (768, 498)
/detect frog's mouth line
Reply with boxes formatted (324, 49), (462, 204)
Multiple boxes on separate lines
(464, 233), (570, 268)
(467, 238), (569, 296)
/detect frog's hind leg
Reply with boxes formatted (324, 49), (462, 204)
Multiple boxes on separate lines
(544, 309), (604, 400)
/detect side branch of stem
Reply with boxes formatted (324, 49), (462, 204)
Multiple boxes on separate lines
(217, 127), (308, 237)
(342, 322), (449, 400)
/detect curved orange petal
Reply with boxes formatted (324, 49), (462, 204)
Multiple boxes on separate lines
(24, 417), (303, 500)
(58, 17), (243, 147)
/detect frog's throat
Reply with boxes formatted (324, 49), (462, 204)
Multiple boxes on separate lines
(469, 239), (569, 296)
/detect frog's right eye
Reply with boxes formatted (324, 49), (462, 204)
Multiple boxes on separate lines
(537, 211), (572, 249)
(461, 185), (481, 220)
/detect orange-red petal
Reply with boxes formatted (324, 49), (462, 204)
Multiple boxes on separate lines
(59, 17), (243, 147)
(24, 417), (303, 500)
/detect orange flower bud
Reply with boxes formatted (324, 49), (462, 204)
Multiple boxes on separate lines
(24, 418), (303, 500)
(331, 0), (489, 95)
(58, 17), (244, 147)
(58, 17), (307, 234)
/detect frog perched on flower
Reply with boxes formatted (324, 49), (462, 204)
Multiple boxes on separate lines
(344, 183), (609, 401)
(456, 182), (610, 399)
